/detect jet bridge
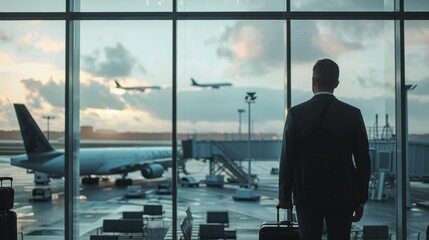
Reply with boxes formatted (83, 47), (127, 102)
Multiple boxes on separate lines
(181, 139), (281, 186)
(182, 139), (429, 198)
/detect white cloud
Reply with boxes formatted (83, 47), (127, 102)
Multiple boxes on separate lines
(19, 32), (64, 52)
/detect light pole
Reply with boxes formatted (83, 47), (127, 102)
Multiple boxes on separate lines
(238, 109), (245, 140)
(233, 92), (260, 201)
(245, 92), (256, 189)
(42, 115), (55, 141)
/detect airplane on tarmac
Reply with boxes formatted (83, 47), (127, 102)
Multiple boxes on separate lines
(10, 104), (172, 186)
(114, 79), (162, 92)
(190, 78), (232, 89)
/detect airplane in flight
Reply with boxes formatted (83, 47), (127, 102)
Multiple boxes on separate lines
(10, 104), (172, 186)
(114, 79), (162, 92)
(190, 78), (232, 89)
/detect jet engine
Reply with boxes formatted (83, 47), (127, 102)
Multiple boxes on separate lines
(141, 163), (164, 179)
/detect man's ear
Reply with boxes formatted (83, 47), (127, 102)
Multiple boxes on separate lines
(312, 77), (317, 93)
(334, 80), (339, 89)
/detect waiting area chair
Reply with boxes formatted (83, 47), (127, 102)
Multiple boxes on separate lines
(205, 211), (236, 239)
(362, 225), (389, 240)
(199, 223), (225, 240)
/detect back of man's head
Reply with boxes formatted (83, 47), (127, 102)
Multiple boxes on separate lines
(312, 59), (339, 90)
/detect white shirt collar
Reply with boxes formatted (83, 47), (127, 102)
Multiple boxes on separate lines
(314, 91), (333, 96)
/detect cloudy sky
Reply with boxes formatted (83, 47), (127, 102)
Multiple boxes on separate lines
(1, 1), (429, 136)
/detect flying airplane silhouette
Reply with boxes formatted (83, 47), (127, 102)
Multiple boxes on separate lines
(190, 78), (232, 89)
(114, 79), (161, 92)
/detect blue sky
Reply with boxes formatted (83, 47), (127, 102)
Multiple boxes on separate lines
(0, 2), (428, 135)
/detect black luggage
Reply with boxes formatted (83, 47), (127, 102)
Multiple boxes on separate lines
(0, 210), (18, 240)
(0, 177), (14, 210)
(259, 205), (300, 240)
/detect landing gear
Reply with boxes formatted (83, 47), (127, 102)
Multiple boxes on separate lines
(82, 176), (100, 185)
(115, 179), (133, 186)
(115, 173), (133, 186)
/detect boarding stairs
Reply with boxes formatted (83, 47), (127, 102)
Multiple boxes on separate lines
(210, 141), (253, 186)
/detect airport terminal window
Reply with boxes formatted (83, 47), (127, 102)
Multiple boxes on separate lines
(177, 19), (286, 238)
(0, 0), (64, 12)
(2, 1), (429, 240)
(405, 0), (429, 11)
(79, 19), (173, 238)
(405, 20), (429, 239)
(177, 0), (286, 12)
(0, 20), (66, 238)
(290, 19), (403, 236)
(79, 0), (172, 12)
(290, 0), (394, 11)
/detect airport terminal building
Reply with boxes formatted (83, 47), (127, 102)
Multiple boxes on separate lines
(1, 1), (429, 239)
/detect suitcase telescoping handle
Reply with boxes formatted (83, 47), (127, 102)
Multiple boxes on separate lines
(0, 177), (13, 187)
(276, 204), (294, 224)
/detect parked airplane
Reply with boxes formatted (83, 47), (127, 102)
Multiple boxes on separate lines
(10, 104), (172, 186)
(114, 79), (161, 92)
(190, 78), (232, 89)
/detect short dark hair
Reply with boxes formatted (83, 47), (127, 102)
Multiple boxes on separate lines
(312, 58), (339, 89)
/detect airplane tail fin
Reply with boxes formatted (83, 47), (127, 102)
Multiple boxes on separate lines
(114, 79), (122, 88)
(14, 104), (54, 154)
(191, 78), (198, 86)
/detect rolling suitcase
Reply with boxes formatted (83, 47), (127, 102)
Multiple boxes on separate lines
(0, 177), (14, 210)
(0, 210), (18, 240)
(259, 205), (300, 240)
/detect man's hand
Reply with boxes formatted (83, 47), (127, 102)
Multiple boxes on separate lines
(351, 204), (364, 222)
(278, 201), (292, 209)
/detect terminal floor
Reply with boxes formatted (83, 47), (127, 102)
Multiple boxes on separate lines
(1, 160), (429, 240)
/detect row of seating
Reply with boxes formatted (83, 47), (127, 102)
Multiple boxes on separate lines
(176, 207), (237, 240)
(89, 204), (165, 240)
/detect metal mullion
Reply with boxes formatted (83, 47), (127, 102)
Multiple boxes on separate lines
(65, 0), (80, 240)
(172, 1), (177, 239)
(290, 11), (398, 20)
(403, 11), (429, 20)
(286, 0), (291, 110)
(395, 0), (407, 239)
(176, 11), (286, 20)
(74, 11), (172, 20)
(0, 12), (66, 20)
(3, 10), (429, 21)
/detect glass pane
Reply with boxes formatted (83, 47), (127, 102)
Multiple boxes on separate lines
(0, 1), (64, 12)
(79, 20), (173, 239)
(405, 20), (429, 239)
(291, 0), (394, 11)
(178, 0), (286, 12)
(0, 21), (65, 238)
(405, 0), (429, 11)
(178, 20), (286, 239)
(80, 0), (172, 12)
(291, 20), (397, 237)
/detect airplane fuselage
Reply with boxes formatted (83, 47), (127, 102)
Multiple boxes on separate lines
(10, 147), (172, 176)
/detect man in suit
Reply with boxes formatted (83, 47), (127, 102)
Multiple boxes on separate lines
(278, 59), (371, 240)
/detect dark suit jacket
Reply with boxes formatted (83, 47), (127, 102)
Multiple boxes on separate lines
(279, 94), (371, 207)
